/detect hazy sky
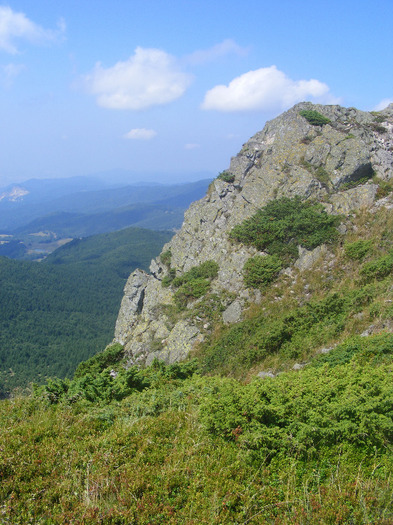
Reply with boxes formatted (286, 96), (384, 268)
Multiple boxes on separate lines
(0, 0), (392, 186)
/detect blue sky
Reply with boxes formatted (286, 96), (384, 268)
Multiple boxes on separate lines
(0, 0), (392, 186)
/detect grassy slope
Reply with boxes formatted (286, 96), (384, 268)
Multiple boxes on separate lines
(2, 203), (393, 522)
(0, 227), (173, 396)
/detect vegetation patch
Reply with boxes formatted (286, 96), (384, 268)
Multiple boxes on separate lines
(160, 249), (172, 267)
(161, 260), (220, 309)
(344, 239), (373, 260)
(360, 250), (393, 281)
(217, 170), (235, 183)
(200, 359), (393, 461)
(230, 196), (340, 264)
(299, 109), (331, 126)
(243, 254), (283, 289)
(374, 177), (393, 199)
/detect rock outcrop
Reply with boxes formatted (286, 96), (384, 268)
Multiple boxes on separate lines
(114, 102), (393, 365)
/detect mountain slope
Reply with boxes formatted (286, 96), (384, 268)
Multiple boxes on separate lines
(0, 227), (173, 396)
(2, 103), (393, 523)
(114, 102), (393, 367)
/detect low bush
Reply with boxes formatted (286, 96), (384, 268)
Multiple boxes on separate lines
(174, 277), (211, 308)
(299, 109), (331, 126)
(172, 260), (219, 287)
(344, 239), (373, 260)
(217, 170), (235, 183)
(160, 249), (172, 267)
(230, 196), (340, 263)
(360, 250), (393, 281)
(200, 360), (393, 461)
(73, 343), (124, 379)
(243, 254), (283, 289)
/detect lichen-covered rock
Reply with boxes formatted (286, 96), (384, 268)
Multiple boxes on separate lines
(113, 102), (393, 366)
(145, 321), (202, 366)
(114, 269), (149, 345)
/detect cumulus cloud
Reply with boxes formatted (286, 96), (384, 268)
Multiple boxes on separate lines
(124, 128), (157, 140)
(0, 6), (65, 54)
(84, 47), (193, 110)
(186, 39), (249, 65)
(201, 65), (338, 112)
(374, 98), (393, 111)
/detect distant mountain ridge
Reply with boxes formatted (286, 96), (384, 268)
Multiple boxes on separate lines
(0, 177), (212, 232)
(0, 177), (211, 259)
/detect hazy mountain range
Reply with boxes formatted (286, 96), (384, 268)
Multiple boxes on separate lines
(0, 175), (211, 259)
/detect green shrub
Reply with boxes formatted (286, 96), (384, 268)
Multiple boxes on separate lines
(312, 333), (393, 369)
(73, 343), (124, 379)
(375, 178), (393, 199)
(217, 170), (235, 183)
(344, 239), (373, 260)
(172, 260), (219, 288)
(174, 278), (211, 308)
(315, 166), (330, 185)
(243, 255), (283, 289)
(160, 249), (172, 267)
(161, 268), (176, 287)
(230, 196), (340, 263)
(360, 251), (393, 281)
(299, 109), (331, 126)
(200, 361), (393, 459)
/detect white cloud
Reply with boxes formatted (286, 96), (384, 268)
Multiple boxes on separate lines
(184, 143), (200, 150)
(201, 65), (338, 112)
(374, 98), (393, 111)
(1, 63), (25, 87)
(186, 39), (249, 65)
(84, 47), (193, 110)
(124, 128), (157, 140)
(0, 6), (65, 54)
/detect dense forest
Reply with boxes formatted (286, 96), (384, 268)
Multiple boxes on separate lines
(0, 227), (173, 397)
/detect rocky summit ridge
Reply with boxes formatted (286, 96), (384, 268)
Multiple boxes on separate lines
(114, 102), (393, 366)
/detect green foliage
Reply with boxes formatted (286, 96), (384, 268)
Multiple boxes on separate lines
(243, 254), (283, 289)
(312, 333), (393, 369)
(35, 354), (199, 406)
(371, 123), (388, 134)
(200, 361), (393, 459)
(315, 166), (331, 185)
(340, 176), (373, 191)
(73, 343), (124, 379)
(174, 278), (211, 308)
(160, 249), (172, 267)
(230, 196), (340, 263)
(299, 109), (331, 126)
(0, 227), (173, 396)
(360, 250), (393, 281)
(161, 268), (176, 287)
(165, 260), (220, 308)
(375, 177), (393, 199)
(344, 239), (373, 260)
(171, 260), (219, 287)
(190, 292), (230, 325)
(2, 354), (393, 523)
(217, 170), (235, 183)
(199, 288), (378, 375)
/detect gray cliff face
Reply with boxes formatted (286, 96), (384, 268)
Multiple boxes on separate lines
(114, 102), (393, 365)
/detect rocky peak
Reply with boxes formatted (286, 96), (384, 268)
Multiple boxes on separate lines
(114, 102), (393, 365)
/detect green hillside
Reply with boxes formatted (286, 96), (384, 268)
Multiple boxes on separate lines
(0, 227), (173, 397)
(2, 196), (393, 522)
